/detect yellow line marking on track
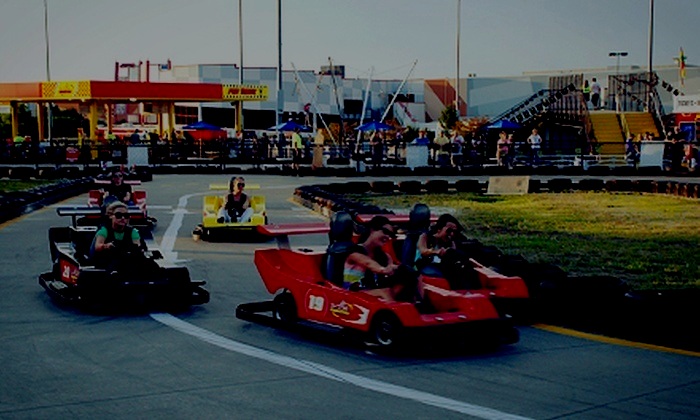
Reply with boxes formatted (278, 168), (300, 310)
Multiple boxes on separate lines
(534, 324), (700, 357)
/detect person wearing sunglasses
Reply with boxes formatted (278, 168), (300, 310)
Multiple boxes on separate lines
(217, 176), (254, 223)
(343, 215), (421, 302)
(416, 213), (479, 290)
(90, 201), (142, 269)
(103, 171), (133, 206)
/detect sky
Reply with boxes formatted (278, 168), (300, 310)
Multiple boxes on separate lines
(0, 0), (697, 83)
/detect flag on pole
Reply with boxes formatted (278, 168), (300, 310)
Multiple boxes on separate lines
(675, 47), (687, 86)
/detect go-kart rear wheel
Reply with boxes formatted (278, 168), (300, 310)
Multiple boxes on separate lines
(273, 292), (298, 324)
(370, 312), (402, 349)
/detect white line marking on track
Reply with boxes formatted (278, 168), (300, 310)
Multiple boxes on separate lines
(151, 313), (531, 420)
(159, 192), (203, 261)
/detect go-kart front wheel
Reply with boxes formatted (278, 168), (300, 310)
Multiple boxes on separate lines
(273, 292), (298, 324)
(370, 312), (403, 349)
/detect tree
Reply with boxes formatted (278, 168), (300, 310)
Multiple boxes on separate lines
(439, 105), (459, 131)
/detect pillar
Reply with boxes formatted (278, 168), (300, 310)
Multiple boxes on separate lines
(37, 102), (46, 141)
(105, 103), (113, 133)
(10, 101), (19, 139)
(235, 100), (243, 133)
(157, 102), (164, 137)
(89, 101), (99, 141)
(168, 102), (176, 141)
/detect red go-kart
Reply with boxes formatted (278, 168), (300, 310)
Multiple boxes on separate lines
(236, 212), (519, 351)
(79, 178), (157, 230)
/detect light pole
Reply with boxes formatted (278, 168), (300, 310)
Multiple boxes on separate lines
(455, 0), (461, 118)
(44, 0), (52, 143)
(236, 0), (244, 133)
(609, 51), (628, 111)
(647, 0), (654, 111)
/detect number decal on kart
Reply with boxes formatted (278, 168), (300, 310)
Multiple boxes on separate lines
(308, 295), (325, 311)
(59, 259), (79, 284)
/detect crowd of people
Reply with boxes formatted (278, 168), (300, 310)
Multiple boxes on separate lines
(4, 121), (698, 173)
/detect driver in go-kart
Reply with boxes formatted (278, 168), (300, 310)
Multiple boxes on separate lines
(102, 171), (133, 206)
(343, 215), (424, 303)
(90, 201), (143, 270)
(217, 176), (254, 223)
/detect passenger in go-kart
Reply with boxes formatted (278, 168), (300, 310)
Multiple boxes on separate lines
(416, 213), (480, 290)
(217, 176), (254, 223)
(343, 215), (423, 302)
(89, 201), (143, 271)
(103, 171), (133, 206)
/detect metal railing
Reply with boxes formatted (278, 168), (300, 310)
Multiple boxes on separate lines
(2, 138), (671, 171)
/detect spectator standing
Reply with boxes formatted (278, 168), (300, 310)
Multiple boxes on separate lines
(130, 129), (141, 145)
(682, 143), (697, 171)
(451, 131), (465, 167)
(433, 131), (451, 166)
(412, 129), (430, 145)
(370, 131), (384, 169)
(312, 129), (325, 169)
(590, 78), (602, 110)
(526, 128), (542, 166)
(291, 128), (303, 174)
(259, 132), (270, 162)
(582, 79), (591, 108)
(625, 133), (640, 167)
(496, 131), (512, 168)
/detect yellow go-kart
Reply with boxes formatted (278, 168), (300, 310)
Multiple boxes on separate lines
(193, 182), (268, 242)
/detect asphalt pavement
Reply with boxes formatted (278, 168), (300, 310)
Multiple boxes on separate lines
(0, 173), (698, 419)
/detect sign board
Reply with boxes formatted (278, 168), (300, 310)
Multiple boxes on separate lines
(639, 141), (665, 168)
(679, 122), (697, 141)
(41, 81), (91, 100)
(487, 176), (530, 195)
(673, 94), (700, 113)
(127, 146), (149, 167)
(222, 84), (268, 101)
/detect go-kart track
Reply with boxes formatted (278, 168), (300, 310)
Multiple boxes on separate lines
(1, 174), (698, 419)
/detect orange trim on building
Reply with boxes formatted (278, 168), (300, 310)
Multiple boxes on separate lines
(0, 80), (268, 103)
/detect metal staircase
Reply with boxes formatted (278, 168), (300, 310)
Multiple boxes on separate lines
(589, 111), (624, 154)
(488, 83), (578, 126)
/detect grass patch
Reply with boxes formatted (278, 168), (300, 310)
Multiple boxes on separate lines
(354, 191), (700, 291)
(0, 179), (54, 193)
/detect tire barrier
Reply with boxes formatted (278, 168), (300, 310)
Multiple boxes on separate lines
(578, 178), (605, 191)
(0, 178), (93, 224)
(370, 181), (396, 194)
(546, 178), (573, 192)
(424, 179), (450, 194)
(398, 180), (422, 194)
(454, 179), (485, 193)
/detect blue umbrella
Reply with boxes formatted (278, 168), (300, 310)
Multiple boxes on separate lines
(269, 120), (311, 132)
(487, 119), (522, 130)
(183, 121), (223, 130)
(356, 121), (393, 132)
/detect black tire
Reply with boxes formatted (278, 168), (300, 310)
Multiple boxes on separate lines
(273, 292), (298, 324)
(370, 312), (402, 349)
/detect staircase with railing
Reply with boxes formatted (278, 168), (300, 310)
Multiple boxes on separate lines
(622, 112), (660, 139)
(608, 72), (668, 139)
(589, 111), (624, 154)
(487, 83), (584, 126)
